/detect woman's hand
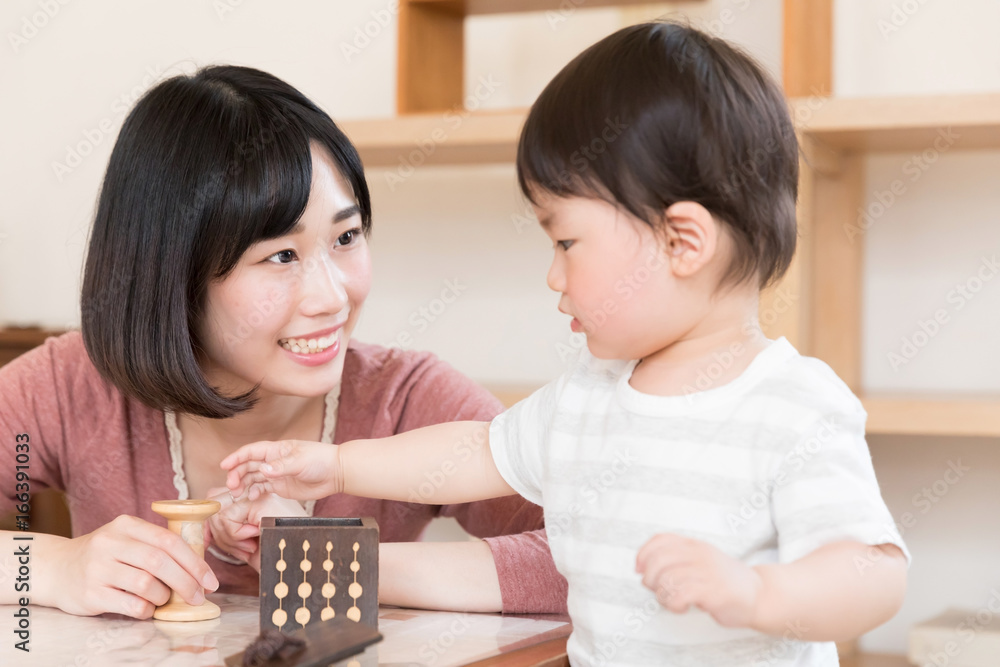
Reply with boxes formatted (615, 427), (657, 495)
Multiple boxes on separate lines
(204, 487), (307, 571)
(220, 440), (341, 501)
(636, 533), (763, 629)
(39, 515), (219, 619)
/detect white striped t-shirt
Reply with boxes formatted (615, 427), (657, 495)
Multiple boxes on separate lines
(489, 337), (908, 667)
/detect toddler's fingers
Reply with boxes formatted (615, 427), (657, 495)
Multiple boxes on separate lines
(219, 441), (284, 471)
(636, 533), (680, 570)
(233, 523), (260, 539)
(226, 468), (275, 498)
(224, 461), (265, 493)
(247, 481), (277, 501)
(229, 548), (252, 563)
(636, 540), (692, 575)
(232, 539), (257, 552)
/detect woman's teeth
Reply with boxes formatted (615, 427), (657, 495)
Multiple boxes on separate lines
(279, 336), (335, 355)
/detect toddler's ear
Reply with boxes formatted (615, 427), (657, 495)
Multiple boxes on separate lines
(661, 201), (720, 278)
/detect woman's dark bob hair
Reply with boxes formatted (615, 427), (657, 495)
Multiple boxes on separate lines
(81, 65), (371, 419)
(517, 21), (799, 290)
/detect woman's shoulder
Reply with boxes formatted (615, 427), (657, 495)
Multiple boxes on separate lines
(0, 330), (123, 410)
(344, 339), (482, 401)
(341, 340), (504, 432)
(344, 339), (437, 378)
(2, 330), (91, 379)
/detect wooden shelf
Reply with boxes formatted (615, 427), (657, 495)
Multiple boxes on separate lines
(792, 93), (1000, 152)
(396, 0), (704, 114)
(863, 395), (1000, 438)
(450, 0), (705, 15)
(490, 386), (1000, 437)
(840, 653), (910, 667)
(343, 93), (1000, 168)
(341, 110), (526, 167)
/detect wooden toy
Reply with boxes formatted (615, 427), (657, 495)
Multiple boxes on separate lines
(150, 499), (222, 621)
(259, 517), (379, 633)
(224, 617), (382, 667)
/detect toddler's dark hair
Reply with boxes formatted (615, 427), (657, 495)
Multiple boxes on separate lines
(517, 21), (798, 289)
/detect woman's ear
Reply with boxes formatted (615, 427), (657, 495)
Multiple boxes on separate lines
(661, 201), (720, 279)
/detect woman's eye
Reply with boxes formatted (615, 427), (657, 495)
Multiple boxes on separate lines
(336, 228), (362, 247)
(266, 249), (297, 264)
(557, 240), (574, 251)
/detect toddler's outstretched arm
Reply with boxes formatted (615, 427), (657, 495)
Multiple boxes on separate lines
(221, 421), (516, 504)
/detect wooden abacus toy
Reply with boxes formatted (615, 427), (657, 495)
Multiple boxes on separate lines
(259, 517), (378, 632)
(150, 499), (222, 622)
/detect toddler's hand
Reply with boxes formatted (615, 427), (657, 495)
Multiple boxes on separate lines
(205, 487), (308, 571)
(636, 534), (762, 629)
(220, 439), (342, 501)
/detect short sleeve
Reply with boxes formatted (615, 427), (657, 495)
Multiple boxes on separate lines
(489, 373), (569, 507)
(771, 406), (910, 564)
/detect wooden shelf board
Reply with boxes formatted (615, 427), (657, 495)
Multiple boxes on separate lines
(341, 111), (526, 167)
(406, 0), (704, 16)
(794, 93), (1000, 152)
(489, 385), (1000, 436)
(344, 93), (1000, 167)
(840, 653), (910, 667)
(863, 395), (1000, 437)
(489, 384), (537, 409)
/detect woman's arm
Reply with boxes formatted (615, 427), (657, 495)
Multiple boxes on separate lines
(379, 540), (503, 611)
(0, 522), (218, 617)
(0, 335), (217, 617)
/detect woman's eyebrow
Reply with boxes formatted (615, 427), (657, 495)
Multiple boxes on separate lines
(286, 204), (362, 234)
(333, 204), (361, 223)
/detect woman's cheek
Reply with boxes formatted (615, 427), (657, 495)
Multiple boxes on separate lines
(346, 248), (373, 307)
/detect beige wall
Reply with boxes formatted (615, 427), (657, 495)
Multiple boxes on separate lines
(2, 0), (999, 655)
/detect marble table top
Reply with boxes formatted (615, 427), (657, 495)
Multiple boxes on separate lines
(0, 594), (570, 666)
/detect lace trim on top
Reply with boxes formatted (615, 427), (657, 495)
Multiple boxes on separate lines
(164, 387), (341, 518)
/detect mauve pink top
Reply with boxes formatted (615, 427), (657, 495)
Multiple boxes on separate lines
(0, 332), (568, 613)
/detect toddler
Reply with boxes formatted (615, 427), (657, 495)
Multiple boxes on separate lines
(222, 22), (908, 666)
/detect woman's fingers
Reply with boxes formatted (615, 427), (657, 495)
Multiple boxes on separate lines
(97, 585), (158, 619)
(116, 541), (206, 607)
(115, 516), (219, 601)
(111, 561), (173, 607)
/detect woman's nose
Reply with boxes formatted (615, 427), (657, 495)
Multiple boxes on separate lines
(298, 248), (349, 316)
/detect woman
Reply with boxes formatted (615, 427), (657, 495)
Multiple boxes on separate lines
(0, 65), (565, 619)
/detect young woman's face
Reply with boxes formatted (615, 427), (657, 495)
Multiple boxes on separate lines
(198, 143), (372, 400)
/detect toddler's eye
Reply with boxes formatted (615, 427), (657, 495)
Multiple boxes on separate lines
(336, 228), (362, 247)
(266, 249), (297, 264)
(557, 240), (574, 251)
